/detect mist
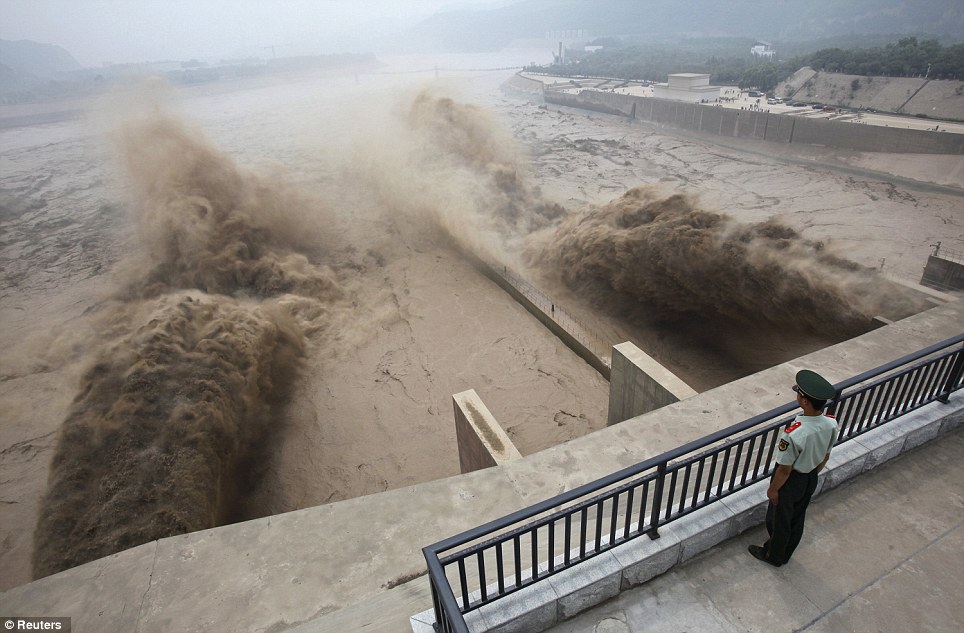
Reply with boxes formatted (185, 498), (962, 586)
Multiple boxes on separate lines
(0, 0), (517, 66)
(2, 0), (959, 73)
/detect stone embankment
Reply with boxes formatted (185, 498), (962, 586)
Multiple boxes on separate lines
(504, 74), (964, 154)
(777, 66), (963, 120)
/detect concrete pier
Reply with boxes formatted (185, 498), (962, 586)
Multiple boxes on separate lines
(455, 389), (523, 473)
(607, 342), (697, 425)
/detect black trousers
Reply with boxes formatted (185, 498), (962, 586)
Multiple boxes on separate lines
(764, 468), (819, 564)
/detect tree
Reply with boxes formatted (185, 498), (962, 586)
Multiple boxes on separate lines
(739, 62), (783, 92)
(524, 36), (964, 85)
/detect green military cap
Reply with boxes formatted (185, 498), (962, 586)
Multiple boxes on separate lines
(793, 369), (836, 401)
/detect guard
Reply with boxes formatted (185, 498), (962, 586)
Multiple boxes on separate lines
(749, 369), (838, 567)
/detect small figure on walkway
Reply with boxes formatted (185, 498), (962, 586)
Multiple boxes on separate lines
(749, 370), (838, 567)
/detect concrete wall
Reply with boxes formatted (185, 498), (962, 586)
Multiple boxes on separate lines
(607, 342), (697, 425)
(468, 253), (611, 380)
(501, 73), (546, 98)
(776, 70), (964, 120)
(921, 255), (964, 291)
(543, 88), (964, 154)
(454, 389), (523, 473)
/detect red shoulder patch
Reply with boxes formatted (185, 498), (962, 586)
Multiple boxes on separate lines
(826, 414), (836, 419)
(785, 421), (802, 433)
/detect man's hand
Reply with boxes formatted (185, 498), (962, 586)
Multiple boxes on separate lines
(767, 486), (780, 505)
(768, 464), (793, 506)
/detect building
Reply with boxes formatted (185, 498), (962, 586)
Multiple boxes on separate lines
(751, 41), (776, 58)
(652, 73), (722, 103)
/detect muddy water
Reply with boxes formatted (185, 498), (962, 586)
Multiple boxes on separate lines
(2, 51), (960, 587)
(0, 52), (610, 586)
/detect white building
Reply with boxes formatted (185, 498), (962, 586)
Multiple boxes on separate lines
(652, 73), (721, 103)
(751, 41), (775, 58)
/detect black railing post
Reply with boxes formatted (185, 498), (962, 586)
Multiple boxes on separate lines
(647, 461), (667, 539)
(424, 548), (469, 633)
(938, 344), (964, 403)
(826, 387), (842, 416)
(429, 580), (441, 632)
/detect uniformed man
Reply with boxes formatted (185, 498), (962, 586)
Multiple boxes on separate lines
(749, 369), (839, 567)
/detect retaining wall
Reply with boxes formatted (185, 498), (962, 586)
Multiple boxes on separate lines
(542, 88), (964, 154)
(501, 73), (546, 98)
(922, 255), (964, 291)
(776, 71), (964, 120)
(468, 254), (611, 380)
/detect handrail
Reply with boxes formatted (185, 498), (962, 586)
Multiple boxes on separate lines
(423, 333), (964, 632)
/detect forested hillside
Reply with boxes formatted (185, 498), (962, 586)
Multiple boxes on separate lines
(407, 0), (964, 52)
(527, 38), (964, 92)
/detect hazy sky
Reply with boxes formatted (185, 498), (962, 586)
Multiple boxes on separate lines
(0, 0), (514, 66)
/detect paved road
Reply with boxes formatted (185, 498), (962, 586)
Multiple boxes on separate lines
(548, 425), (964, 633)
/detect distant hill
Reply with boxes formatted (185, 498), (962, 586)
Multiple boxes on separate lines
(0, 40), (84, 104)
(404, 0), (964, 52)
(0, 39), (82, 77)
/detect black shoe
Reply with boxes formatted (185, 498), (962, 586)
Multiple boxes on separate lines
(748, 545), (782, 567)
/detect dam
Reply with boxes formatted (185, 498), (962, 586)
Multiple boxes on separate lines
(1, 63), (962, 632)
(2, 294), (961, 632)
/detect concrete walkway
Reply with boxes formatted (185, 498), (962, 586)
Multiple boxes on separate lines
(547, 425), (964, 633)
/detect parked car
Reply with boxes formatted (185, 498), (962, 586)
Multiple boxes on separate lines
(811, 103), (824, 109)
(767, 98), (779, 105)
(789, 101), (806, 107)
(747, 90), (763, 97)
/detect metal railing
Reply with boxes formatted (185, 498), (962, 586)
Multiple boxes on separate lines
(930, 242), (963, 265)
(423, 334), (964, 633)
